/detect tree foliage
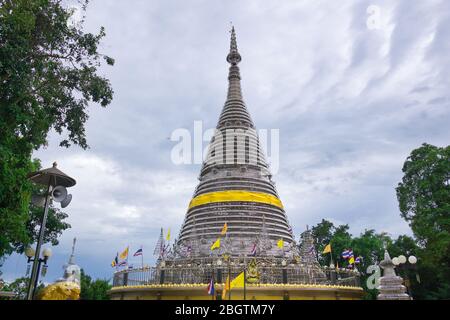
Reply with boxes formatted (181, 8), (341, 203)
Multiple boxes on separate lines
(80, 269), (111, 300)
(396, 143), (450, 299)
(0, 0), (114, 258)
(309, 216), (450, 300)
(1, 276), (44, 300)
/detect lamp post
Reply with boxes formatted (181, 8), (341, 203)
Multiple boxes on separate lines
(25, 247), (52, 298)
(26, 162), (76, 300)
(392, 254), (418, 297)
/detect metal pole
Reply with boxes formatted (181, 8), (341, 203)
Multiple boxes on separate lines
(211, 271), (215, 301)
(243, 268), (246, 300)
(32, 260), (42, 299)
(27, 181), (52, 300)
(228, 262), (231, 300)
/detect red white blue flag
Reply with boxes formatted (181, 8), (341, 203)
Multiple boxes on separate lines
(342, 249), (353, 259)
(133, 248), (143, 257)
(207, 277), (215, 296)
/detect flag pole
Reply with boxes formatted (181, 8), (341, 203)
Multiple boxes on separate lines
(330, 246), (334, 267)
(127, 245), (129, 268)
(115, 252), (118, 272)
(141, 245), (144, 268)
(211, 272), (215, 301)
(228, 260), (231, 301)
(243, 268), (246, 300)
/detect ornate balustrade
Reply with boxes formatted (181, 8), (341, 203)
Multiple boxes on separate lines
(112, 264), (360, 288)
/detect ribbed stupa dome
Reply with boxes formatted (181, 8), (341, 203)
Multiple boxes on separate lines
(174, 27), (298, 260)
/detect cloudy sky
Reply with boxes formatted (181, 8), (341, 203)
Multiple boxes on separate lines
(2, 0), (449, 282)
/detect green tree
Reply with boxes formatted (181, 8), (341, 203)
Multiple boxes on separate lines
(396, 143), (450, 299)
(0, 0), (114, 258)
(311, 219), (335, 264)
(311, 219), (352, 266)
(80, 269), (111, 300)
(351, 230), (390, 299)
(330, 224), (352, 267)
(1, 277), (44, 300)
(387, 235), (423, 299)
(313, 225), (387, 300)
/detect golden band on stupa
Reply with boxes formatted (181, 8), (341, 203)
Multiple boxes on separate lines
(188, 190), (284, 210)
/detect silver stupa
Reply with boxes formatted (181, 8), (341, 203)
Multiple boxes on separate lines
(174, 27), (298, 261)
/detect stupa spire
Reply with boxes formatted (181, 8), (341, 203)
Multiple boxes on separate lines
(177, 28), (295, 259)
(218, 26), (254, 128)
(227, 26), (241, 65)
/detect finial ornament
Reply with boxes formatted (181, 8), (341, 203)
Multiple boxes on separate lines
(227, 26), (241, 65)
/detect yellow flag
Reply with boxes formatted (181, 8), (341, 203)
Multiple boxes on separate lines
(222, 275), (230, 299)
(277, 239), (284, 249)
(322, 243), (332, 254)
(119, 246), (129, 260)
(349, 256), (355, 264)
(230, 272), (245, 289)
(166, 228), (171, 241)
(210, 238), (220, 250)
(220, 223), (228, 235)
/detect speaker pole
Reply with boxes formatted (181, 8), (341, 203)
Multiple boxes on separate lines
(27, 180), (53, 300)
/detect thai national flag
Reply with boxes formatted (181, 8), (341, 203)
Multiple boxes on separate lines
(341, 249), (350, 259)
(342, 249), (353, 259)
(355, 256), (362, 264)
(133, 248), (143, 257)
(207, 278), (215, 296)
(118, 261), (127, 266)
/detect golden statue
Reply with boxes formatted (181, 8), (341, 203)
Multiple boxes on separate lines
(246, 258), (260, 283)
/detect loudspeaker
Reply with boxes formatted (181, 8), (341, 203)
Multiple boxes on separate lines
(52, 186), (68, 202)
(61, 194), (72, 208)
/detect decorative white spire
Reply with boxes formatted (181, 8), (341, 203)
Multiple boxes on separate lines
(68, 237), (77, 265)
